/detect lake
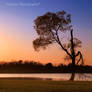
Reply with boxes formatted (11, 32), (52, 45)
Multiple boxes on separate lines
(0, 73), (92, 81)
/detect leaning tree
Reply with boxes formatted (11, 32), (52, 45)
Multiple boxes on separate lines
(33, 11), (84, 80)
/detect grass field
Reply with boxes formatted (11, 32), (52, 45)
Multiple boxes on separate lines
(0, 79), (92, 92)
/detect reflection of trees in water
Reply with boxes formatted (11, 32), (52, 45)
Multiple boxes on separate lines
(70, 72), (75, 81)
(80, 74), (92, 81)
(71, 73), (92, 81)
(77, 73), (86, 80)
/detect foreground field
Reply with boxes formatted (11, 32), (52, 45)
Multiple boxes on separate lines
(0, 79), (92, 92)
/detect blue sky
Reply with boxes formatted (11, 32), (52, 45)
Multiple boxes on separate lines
(0, 0), (92, 65)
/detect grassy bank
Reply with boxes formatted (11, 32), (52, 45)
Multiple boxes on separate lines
(0, 79), (92, 92)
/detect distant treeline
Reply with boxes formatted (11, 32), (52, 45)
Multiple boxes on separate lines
(0, 60), (92, 73)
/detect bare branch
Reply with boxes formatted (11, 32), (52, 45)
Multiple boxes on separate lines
(50, 26), (72, 57)
(76, 51), (84, 65)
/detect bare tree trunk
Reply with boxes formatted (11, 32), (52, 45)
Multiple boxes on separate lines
(70, 30), (75, 66)
(72, 56), (75, 67)
(70, 30), (75, 81)
(69, 57), (75, 81)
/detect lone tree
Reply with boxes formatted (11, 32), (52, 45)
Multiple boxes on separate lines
(33, 11), (84, 80)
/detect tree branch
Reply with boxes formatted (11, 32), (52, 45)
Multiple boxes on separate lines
(48, 22), (71, 58)
(51, 27), (72, 57)
(76, 51), (84, 65)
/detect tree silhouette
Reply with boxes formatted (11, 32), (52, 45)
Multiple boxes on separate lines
(33, 11), (84, 80)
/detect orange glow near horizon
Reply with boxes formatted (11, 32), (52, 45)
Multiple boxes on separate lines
(0, 29), (92, 66)
(0, 22), (92, 65)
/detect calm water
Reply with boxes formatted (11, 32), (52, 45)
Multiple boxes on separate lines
(0, 73), (92, 81)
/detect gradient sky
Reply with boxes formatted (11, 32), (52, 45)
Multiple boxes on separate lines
(0, 0), (92, 65)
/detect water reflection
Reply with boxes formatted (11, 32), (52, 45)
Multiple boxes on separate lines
(0, 73), (92, 81)
(75, 73), (92, 81)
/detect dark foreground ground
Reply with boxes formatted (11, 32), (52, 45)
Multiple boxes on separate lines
(0, 79), (92, 92)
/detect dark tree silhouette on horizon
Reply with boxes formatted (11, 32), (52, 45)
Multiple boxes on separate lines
(33, 11), (84, 80)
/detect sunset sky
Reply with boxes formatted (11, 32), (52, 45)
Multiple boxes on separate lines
(0, 0), (92, 65)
